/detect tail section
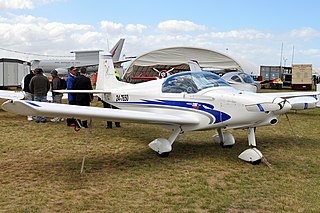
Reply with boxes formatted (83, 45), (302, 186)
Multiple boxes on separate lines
(110, 38), (125, 61)
(31, 60), (40, 70)
(188, 60), (202, 71)
(96, 54), (125, 91)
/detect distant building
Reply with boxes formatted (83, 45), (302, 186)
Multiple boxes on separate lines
(260, 64), (313, 90)
(0, 58), (30, 88)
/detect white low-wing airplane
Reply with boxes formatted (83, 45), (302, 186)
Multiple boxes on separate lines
(221, 72), (261, 92)
(2, 53), (319, 164)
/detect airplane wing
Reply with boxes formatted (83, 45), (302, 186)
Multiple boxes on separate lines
(261, 91), (319, 99)
(1, 100), (199, 125)
(53, 89), (109, 94)
(0, 90), (24, 100)
(0, 90), (67, 101)
(260, 91), (320, 110)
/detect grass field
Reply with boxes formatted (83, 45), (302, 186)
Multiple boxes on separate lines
(1, 98), (320, 212)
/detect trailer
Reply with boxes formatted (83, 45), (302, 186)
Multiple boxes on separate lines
(291, 64), (312, 90)
(260, 65), (287, 89)
(0, 58), (30, 88)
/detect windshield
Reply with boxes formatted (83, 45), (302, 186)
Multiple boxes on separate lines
(239, 73), (254, 83)
(162, 71), (230, 94)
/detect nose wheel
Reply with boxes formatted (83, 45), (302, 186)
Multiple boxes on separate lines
(238, 127), (263, 164)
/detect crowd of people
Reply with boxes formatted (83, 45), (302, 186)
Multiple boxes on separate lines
(22, 66), (121, 129)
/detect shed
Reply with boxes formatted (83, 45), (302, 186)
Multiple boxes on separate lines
(0, 58), (30, 88)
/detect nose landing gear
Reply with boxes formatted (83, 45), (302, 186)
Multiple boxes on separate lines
(238, 127), (263, 164)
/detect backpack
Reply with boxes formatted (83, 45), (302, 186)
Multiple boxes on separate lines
(59, 77), (67, 89)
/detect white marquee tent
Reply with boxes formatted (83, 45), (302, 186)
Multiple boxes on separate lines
(123, 47), (257, 83)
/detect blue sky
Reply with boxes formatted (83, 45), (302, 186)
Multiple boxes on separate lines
(0, 0), (319, 72)
(28, 0), (320, 30)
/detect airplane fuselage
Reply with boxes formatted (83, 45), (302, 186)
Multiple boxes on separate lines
(32, 60), (98, 75)
(102, 77), (288, 132)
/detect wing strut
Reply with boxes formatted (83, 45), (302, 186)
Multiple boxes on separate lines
(80, 118), (92, 174)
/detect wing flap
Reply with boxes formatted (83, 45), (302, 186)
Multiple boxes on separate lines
(1, 100), (198, 125)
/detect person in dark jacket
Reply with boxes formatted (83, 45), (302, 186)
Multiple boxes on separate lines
(29, 68), (50, 123)
(50, 69), (64, 122)
(66, 66), (78, 126)
(73, 67), (93, 128)
(23, 70), (35, 121)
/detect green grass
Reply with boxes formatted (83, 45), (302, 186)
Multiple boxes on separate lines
(1, 99), (320, 212)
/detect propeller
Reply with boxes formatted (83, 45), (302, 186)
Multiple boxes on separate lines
(152, 67), (174, 78)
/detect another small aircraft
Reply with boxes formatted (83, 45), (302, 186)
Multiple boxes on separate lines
(31, 38), (126, 75)
(221, 72), (261, 92)
(2, 53), (319, 164)
(130, 67), (175, 81)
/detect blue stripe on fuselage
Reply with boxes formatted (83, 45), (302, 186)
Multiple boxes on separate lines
(117, 99), (231, 124)
(26, 101), (41, 107)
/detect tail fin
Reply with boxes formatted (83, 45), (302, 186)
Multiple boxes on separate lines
(96, 54), (124, 91)
(188, 60), (202, 71)
(31, 60), (40, 70)
(110, 38), (125, 61)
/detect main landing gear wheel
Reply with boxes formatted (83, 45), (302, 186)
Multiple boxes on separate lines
(213, 128), (235, 148)
(157, 152), (170, 158)
(148, 127), (182, 157)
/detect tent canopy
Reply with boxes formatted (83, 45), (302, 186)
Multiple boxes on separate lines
(123, 47), (244, 83)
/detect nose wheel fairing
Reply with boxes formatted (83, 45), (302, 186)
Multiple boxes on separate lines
(213, 127), (264, 164)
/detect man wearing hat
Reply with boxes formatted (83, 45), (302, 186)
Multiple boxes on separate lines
(66, 66), (78, 126)
(29, 68), (50, 123)
(50, 69), (64, 122)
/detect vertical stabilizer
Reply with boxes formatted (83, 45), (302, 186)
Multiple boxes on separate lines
(188, 60), (202, 71)
(96, 54), (124, 91)
(110, 38), (125, 61)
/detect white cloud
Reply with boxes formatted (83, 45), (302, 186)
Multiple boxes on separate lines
(300, 49), (320, 57)
(290, 27), (320, 40)
(0, 0), (61, 11)
(75, 31), (104, 45)
(100, 20), (124, 34)
(0, 0), (34, 10)
(125, 24), (147, 33)
(207, 29), (273, 40)
(0, 14), (319, 69)
(158, 20), (207, 33)
(0, 15), (104, 58)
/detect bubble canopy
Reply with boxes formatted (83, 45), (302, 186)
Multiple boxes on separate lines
(162, 71), (231, 94)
